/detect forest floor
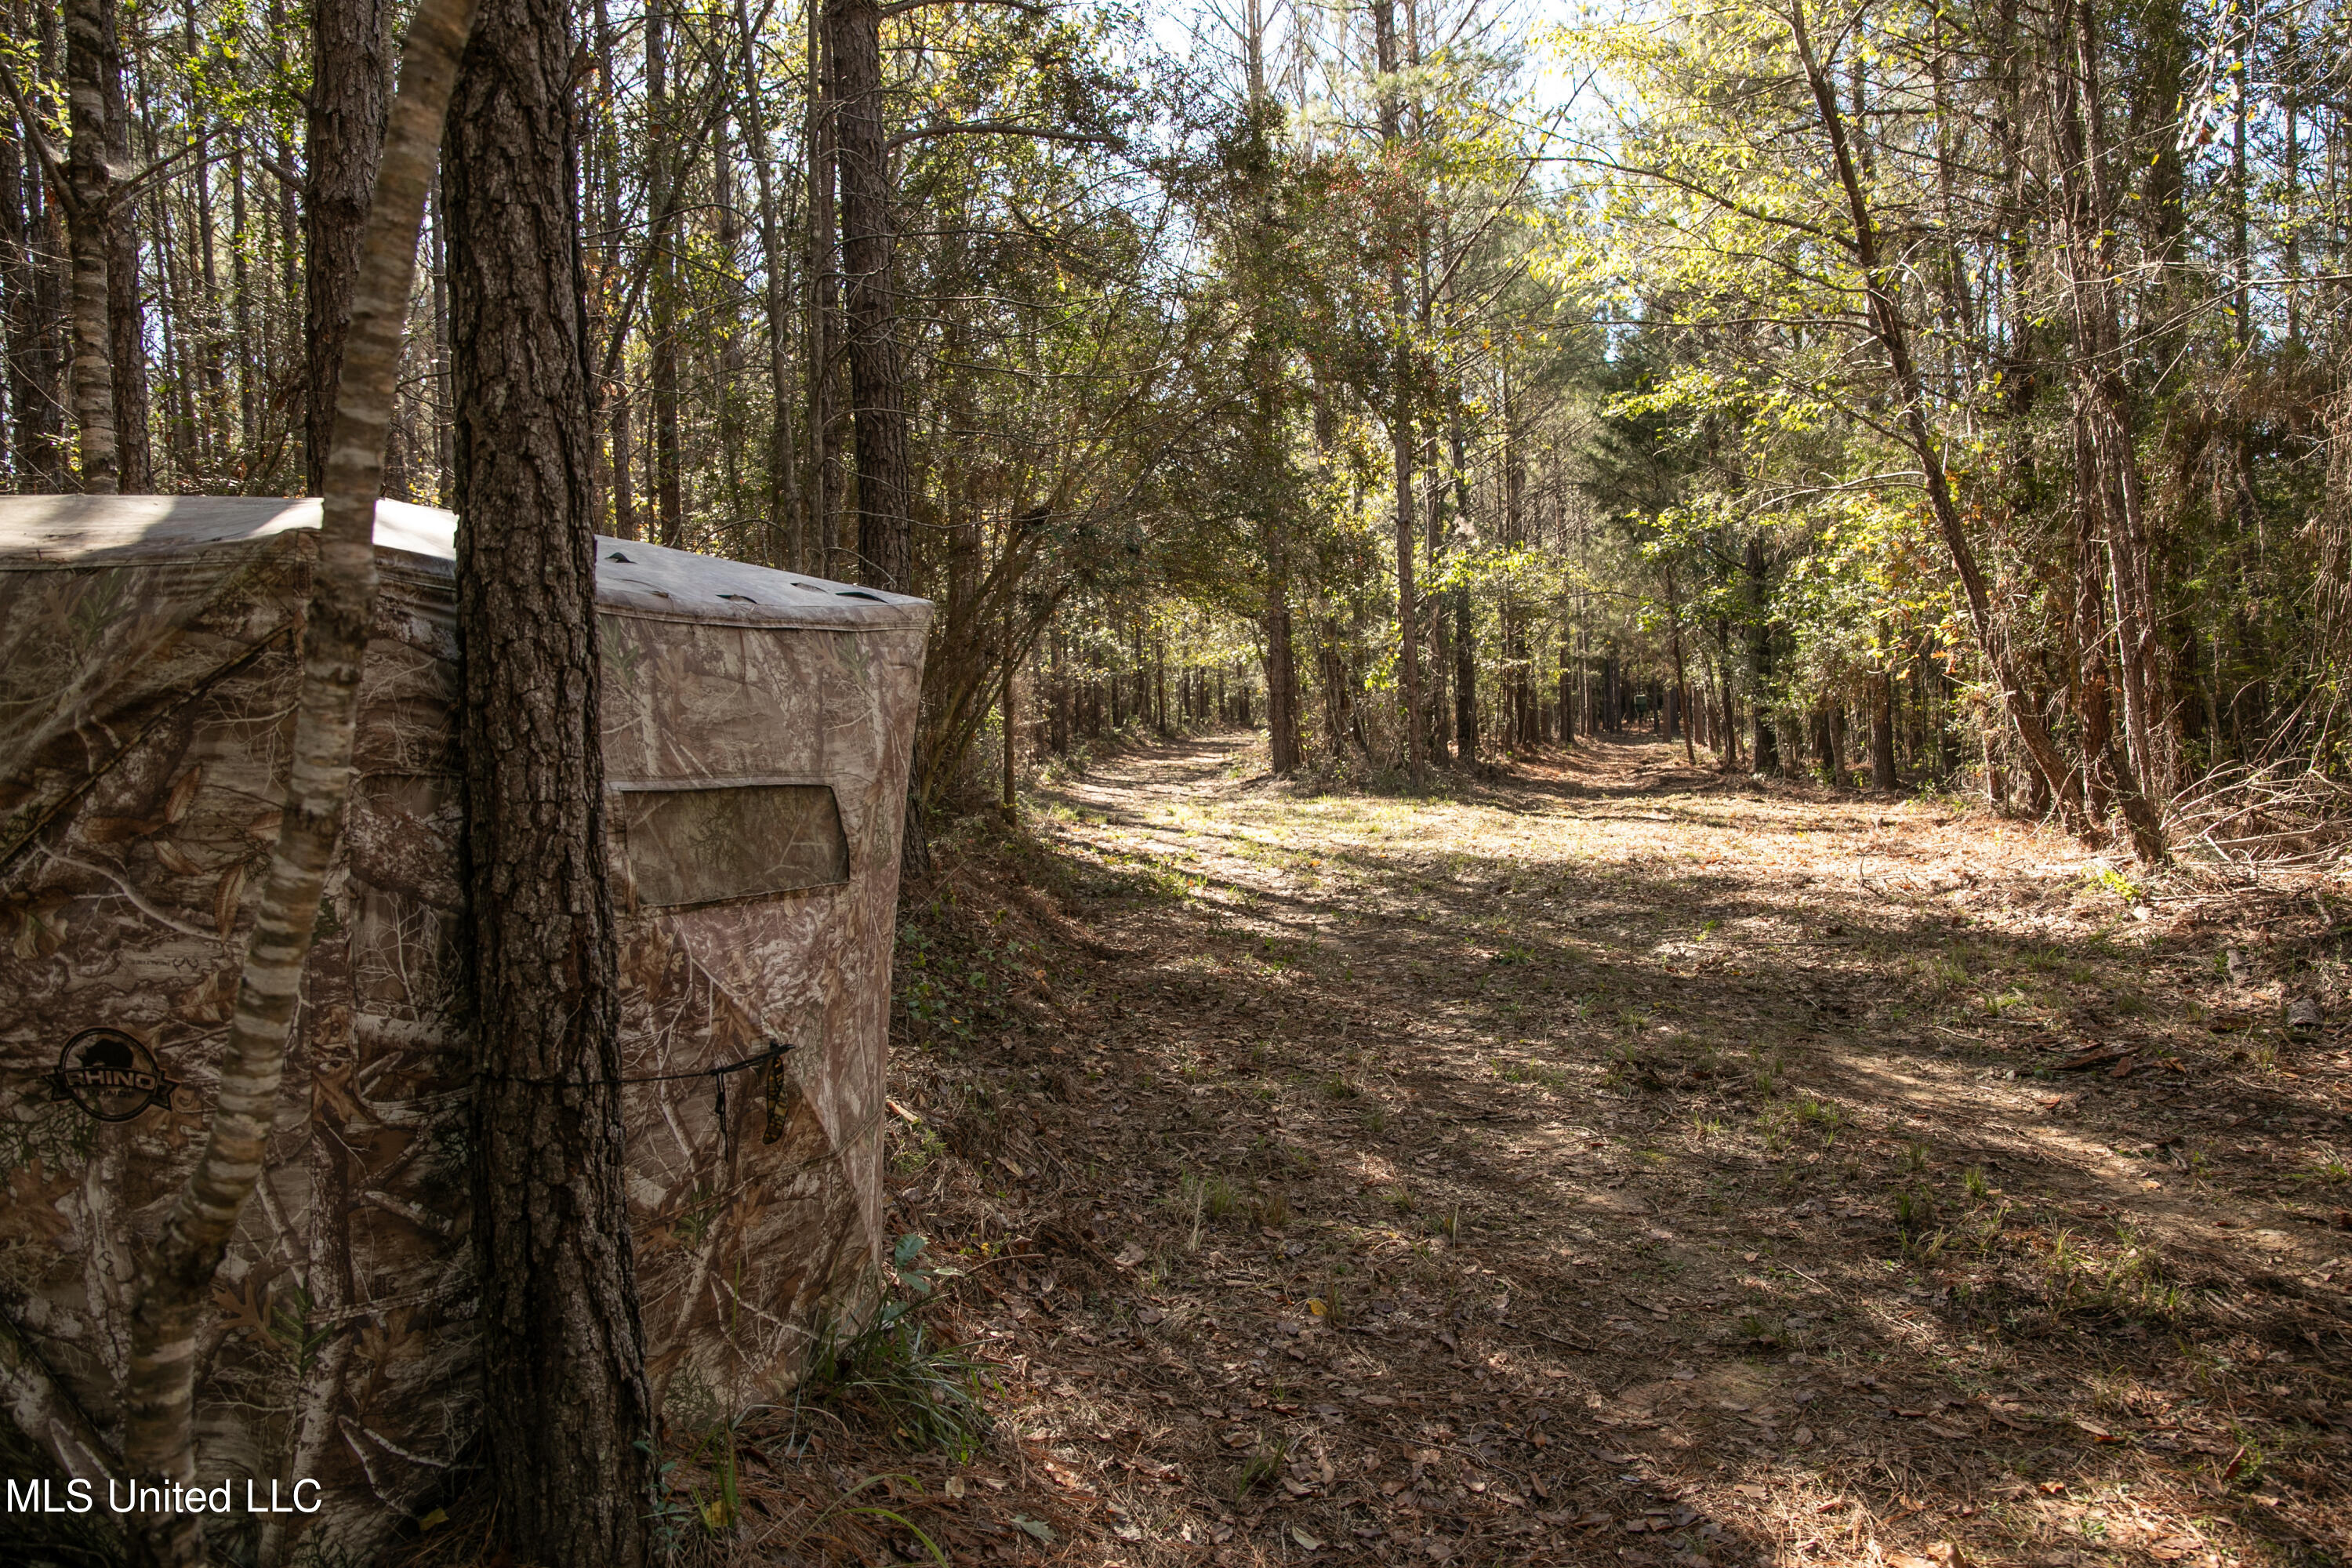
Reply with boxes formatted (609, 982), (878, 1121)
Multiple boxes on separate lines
(732, 732), (2352, 1568)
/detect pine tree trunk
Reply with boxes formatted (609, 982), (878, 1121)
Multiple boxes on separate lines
(1666, 564), (1693, 764)
(1454, 586), (1476, 760)
(96, 1), (146, 492)
(646, 0), (683, 546)
(3, 101), (69, 489)
(826, 0), (910, 591)
(1372, 0), (1423, 783)
(1744, 534), (1777, 773)
(806, 0), (840, 572)
(303, 0), (390, 492)
(118, 2), (477, 1560)
(62, 0), (118, 492)
(735, 0), (798, 568)
(0, 123), (20, 481)
(2071, 400), (2116, 822)
(1263, 379), (1301, 773)
(1871, 670), (1899, 792)
(1265, 593), (1300, 771)
(590, 0), (636, 539)
(445, 0), (655, 1554)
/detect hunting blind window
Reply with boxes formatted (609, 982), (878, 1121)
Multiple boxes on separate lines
(612, 782), (851, 909)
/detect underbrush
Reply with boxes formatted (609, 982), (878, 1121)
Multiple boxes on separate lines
(789, 1302), (996, 1461)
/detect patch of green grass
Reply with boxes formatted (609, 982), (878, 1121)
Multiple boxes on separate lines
(1495, 1058), (1576, 1094)
(1980, 985), (2033, 1017)
(1236, 1436), (1288, 1497)
(1893, 1187), (1936, 1239)
(2299, 1153), (2350, 1185)
(1172, 1169), (1244, 1226)
(1793, 1097), (1842, 1145)
(795, 1307), (996, 1461)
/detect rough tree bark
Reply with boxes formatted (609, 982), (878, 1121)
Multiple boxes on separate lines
(60, 0), (118, 491)
(806, 0), (840, 572)
(826, 0), (910, 592)
(1261, 387), (1301, 774)
(1374, 0), (1423, 784)
(96, 0), (144, 492)
(1665, 562), (1694, 766)
(1871, 667), (1899, 791)
(303, 0), (390, 492)
(118, 2), (478, 1561)
(645, 0), (684, 545)
(444, 0), (657, 1555)
(1743, 534), (1777, 774)
(3, 78), (71, 491)
(735, 0), (800, 568)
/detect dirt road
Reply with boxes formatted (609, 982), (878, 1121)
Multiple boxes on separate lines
(765, 735), (2352, 1566)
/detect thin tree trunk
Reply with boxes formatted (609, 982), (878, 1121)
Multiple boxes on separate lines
(1666, 562), (1693, 765)
(0, 112), (20, 482)
(2071, 398), (2116, 823)
(229, 143), (256, 469)
(735, 0), (799, 569)
(1000, 601), (1017, 816)
(592, 0), (635, 539)
(806, 0), (839, 572)
(303, 0), (390, 492)
(4, 75), (70, 490)
(98, 1), (145, 492)
(646, 0), (683, 545)
(826, 0), (909, 591)
(1265, 588), (1300, 771)
(1871, 667), (1898, 791)
(1264, 386), (1301, 772)
(1374, 0), (1422, 784)
(445, 0), (655, 1553)
(61, 0), (118, 491)
(118, 3), (477, 1561)
(1446, 403), (1476, 759)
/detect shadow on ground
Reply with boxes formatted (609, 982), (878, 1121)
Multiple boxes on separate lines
(644, 731), (2350, 1568)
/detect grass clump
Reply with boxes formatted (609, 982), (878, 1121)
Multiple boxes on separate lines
(1236, 1436), (1288, 1497)
(793, 1238), (995, 1461)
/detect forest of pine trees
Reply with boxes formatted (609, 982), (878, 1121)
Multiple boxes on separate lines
(5, 0), (2350, 862)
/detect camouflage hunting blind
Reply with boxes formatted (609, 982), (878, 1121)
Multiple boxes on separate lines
(0, 496), (931, 1561)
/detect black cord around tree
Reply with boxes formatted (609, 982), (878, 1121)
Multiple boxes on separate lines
(474, 1039), (795, 1089)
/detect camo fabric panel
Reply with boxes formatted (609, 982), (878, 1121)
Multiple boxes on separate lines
(0, 535), (924, 1567)
(0, 539), (477, 1566)
(601, 612), (925, 1428)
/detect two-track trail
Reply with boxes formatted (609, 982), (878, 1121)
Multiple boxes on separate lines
(742, 734), (2352, 1568)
